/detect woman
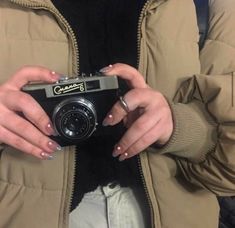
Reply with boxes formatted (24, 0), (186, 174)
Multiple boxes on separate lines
(0, 0), (235, 228)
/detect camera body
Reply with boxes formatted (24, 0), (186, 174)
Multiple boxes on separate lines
(23, 75), (124, 146)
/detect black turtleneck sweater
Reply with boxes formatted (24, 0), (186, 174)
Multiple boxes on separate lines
(52, 0), (142, 73)
(51, 0), (146, 211)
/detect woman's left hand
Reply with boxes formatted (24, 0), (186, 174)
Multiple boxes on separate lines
(101, 63), (173, 161)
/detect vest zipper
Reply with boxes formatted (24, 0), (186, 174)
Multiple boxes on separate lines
(10, 1), (79, 227)
(137, 1), (155, 228)
(10, 0), (80, 76)
(137, 155), (154, 228)
(137, 0), (150, 68)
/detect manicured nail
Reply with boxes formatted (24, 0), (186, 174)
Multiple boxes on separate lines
(118, 152), (128, 162)
(119, 156), (125, 162)
(102, 114), (113, 126)
(46, 122), (56, 136)
(112, 145), (122, 157)
(40, 152), (54, 160)
(48, 141), (62, 151)
(50, 71), (60, 81)
(99, 64), (113, 73)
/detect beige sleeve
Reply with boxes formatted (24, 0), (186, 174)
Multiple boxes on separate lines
(154, 0), (235, 195)
(174, 73), (235, 195)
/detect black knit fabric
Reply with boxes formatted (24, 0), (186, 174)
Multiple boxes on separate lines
(219, 197), (235, 228)
(51, 0), (146, 212)
(52, 0), (141, 74)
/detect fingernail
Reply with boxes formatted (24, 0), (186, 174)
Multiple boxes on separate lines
(102, 114), (113, 126)
(48, 141), (62, 151)
(50, 71), (60, 81)
(99, 64), (113, 73)
(112, 145), (122, 157)
(46, 122), (56, 136)
(119, 156), (126, 162)
(40, 152), (54, 160)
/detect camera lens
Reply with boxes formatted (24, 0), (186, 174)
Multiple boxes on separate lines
(62, 111), (89, 137)
(53, 97), (97, 141)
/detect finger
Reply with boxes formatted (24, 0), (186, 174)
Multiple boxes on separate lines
(103, 88), (152, 126)
(102, 99), (128, 126)
(7, 66), (60, 89)
(0, 125), (54, 159)
(3, 91), (55, 136)
(100, 63), (148, 89)
(117, 122), (163, 161)
(112, 110), (160, 158)
(0, 111), (60, 154)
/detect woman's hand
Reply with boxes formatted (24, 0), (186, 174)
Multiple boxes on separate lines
(0, 66), (61, 159)
(101, 63), (173, 161)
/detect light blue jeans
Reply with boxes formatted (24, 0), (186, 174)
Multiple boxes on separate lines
(69, 184), (146, 228)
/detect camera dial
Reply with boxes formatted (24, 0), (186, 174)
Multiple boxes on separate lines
(52, 97), (97, 141)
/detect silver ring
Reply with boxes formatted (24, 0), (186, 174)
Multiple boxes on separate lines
(119, 96), (130, 113)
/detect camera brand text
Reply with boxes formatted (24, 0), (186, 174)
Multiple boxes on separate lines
(53, 82), (85, 95)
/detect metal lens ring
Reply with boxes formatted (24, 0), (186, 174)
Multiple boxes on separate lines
(53, 97), (97, 141)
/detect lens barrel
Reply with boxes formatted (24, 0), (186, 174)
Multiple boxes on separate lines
(52, 97), (97, 141)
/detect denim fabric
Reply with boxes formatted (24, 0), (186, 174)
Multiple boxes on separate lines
(69, 184), (146, 228)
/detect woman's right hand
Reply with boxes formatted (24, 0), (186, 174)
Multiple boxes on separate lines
(0, 66), (62, 159)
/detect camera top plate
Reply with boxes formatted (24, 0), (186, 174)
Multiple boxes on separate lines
(22, 75), (119, 98)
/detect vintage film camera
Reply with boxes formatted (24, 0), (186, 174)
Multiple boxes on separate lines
(23, 74), (126, 146)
